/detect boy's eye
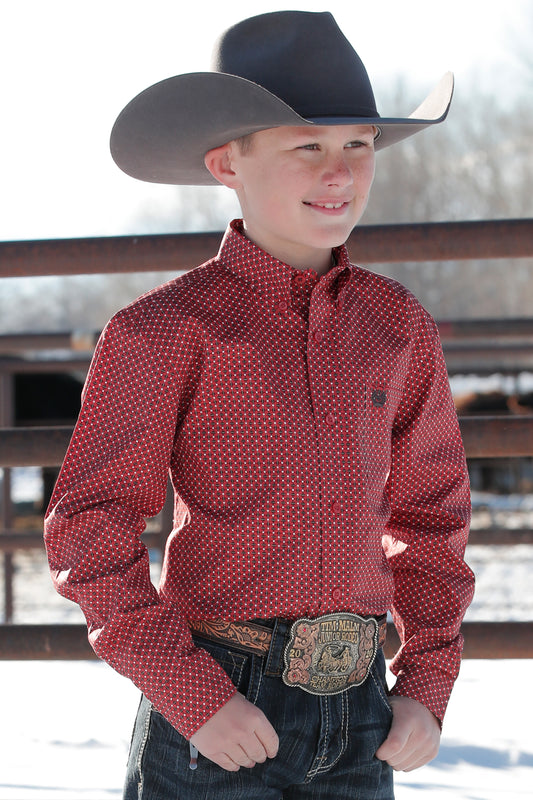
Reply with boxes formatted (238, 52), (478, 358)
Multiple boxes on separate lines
(297, 140), (372, 151)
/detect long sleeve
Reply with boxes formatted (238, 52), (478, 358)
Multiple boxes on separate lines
(383, 312), (475, 722)
(44, 307), (238, 738)
(44, 221), (475, 736)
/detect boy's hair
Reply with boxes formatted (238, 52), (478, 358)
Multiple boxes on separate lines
(234, 126), (381, 154)
(234, 133), (255, 155)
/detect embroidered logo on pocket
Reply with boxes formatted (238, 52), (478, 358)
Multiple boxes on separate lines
(371, 389), (387, 408)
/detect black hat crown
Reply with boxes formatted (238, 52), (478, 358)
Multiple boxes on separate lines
(212, 11), (379, 121)
(110, 10), (454, 185)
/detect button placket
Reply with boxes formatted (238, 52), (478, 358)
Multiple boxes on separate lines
(306, 292), (347, 609)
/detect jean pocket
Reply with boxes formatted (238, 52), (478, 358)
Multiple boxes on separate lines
(192, 635), (253, 696)
(370, 651), (393, 716)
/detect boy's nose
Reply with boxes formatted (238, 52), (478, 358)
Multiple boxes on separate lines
(323, 155), (354, 187)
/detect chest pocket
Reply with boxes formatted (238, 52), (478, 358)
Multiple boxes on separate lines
(360, 384), (402, 489)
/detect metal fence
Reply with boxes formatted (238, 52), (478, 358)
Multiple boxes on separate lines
(1, 219), (533, 657)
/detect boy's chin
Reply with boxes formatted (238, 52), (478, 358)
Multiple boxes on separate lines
(310, 229), (356, 249)
(313, 216), (362, 242)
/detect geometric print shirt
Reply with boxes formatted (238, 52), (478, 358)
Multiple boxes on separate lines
(44, 219), (474, 738)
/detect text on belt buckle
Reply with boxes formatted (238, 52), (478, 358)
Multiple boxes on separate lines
(282, 612), (379, 695)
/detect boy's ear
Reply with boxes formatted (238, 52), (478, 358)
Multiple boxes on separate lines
(204, 143), (241, 189)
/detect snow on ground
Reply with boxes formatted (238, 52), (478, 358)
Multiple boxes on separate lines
(1, 471), (532, 797)
(0, 659), (531, 799)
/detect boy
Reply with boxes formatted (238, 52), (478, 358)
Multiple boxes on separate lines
(44, 11), (474, 799)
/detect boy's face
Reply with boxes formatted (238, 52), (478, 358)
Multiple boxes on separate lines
(218, 124), (376, 272)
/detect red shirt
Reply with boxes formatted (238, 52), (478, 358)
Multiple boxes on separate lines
(44, 219), (474, 737)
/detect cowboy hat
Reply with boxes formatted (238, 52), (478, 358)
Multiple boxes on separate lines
(110, 10), (454, 186)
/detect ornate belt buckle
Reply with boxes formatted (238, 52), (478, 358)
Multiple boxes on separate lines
(282, 612), (379, 695)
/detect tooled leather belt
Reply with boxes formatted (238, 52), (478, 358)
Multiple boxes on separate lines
(189, 612), (388, 696)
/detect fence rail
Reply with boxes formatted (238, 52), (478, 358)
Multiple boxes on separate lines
(1, 622), (532, 660)
(1, 527), (531, 551)
(1, 317), (532, 354)
(1, 219), (532, 652)
(1, 416), (532, 468)
(1, 317), (532, 352)
(3, 330), (533, 376)
(1, 218), (532, 279)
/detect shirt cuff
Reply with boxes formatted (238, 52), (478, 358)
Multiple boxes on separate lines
(141, 644), (239, 739)
(389, 665), (457, 724)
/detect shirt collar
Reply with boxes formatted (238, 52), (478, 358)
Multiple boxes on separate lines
(217, 219), (353, 315)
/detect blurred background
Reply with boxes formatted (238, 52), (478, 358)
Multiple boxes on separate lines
(2, 0), (533, 616)
(1, 0), (532, 631)
(1, 3), (532, 798)
(1, 0), (532, 327)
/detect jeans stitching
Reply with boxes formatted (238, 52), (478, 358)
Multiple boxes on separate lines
(226, 651), (247, 687)
(306, 692), (350, 779)
(248, 654), (264, 704)
(125, 675), (394, 797)
(264, 618), (286, 677)
(136, 699), (152, 797)
(305, 697), (329, 780)
(370, 667), (393, 715)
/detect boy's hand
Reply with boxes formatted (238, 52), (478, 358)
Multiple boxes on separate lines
(189, 692), (279, 771)
(375, 695), (440, 771)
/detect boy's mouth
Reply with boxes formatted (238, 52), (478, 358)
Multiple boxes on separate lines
(303, 201), (349, 211)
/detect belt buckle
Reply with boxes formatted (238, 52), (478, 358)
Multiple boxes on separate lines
(282, 612), (379, 695)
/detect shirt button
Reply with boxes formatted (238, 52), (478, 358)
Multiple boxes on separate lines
(325, 411), (336, 426)
(275, 299), (288, 313)
(312, 329), (324, 343)
(332, 587), (342, 601)
(331, 500), (342, 515)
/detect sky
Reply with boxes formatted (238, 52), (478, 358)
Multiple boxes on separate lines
(0, 0), (530, 242)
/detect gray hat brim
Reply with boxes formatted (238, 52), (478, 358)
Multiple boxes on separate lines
(110, 71), (454, 186)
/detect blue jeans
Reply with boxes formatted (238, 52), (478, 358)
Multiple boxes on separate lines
(123, 618), (394, 799)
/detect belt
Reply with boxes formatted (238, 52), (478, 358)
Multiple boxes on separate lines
(189, 612), (388, 696)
